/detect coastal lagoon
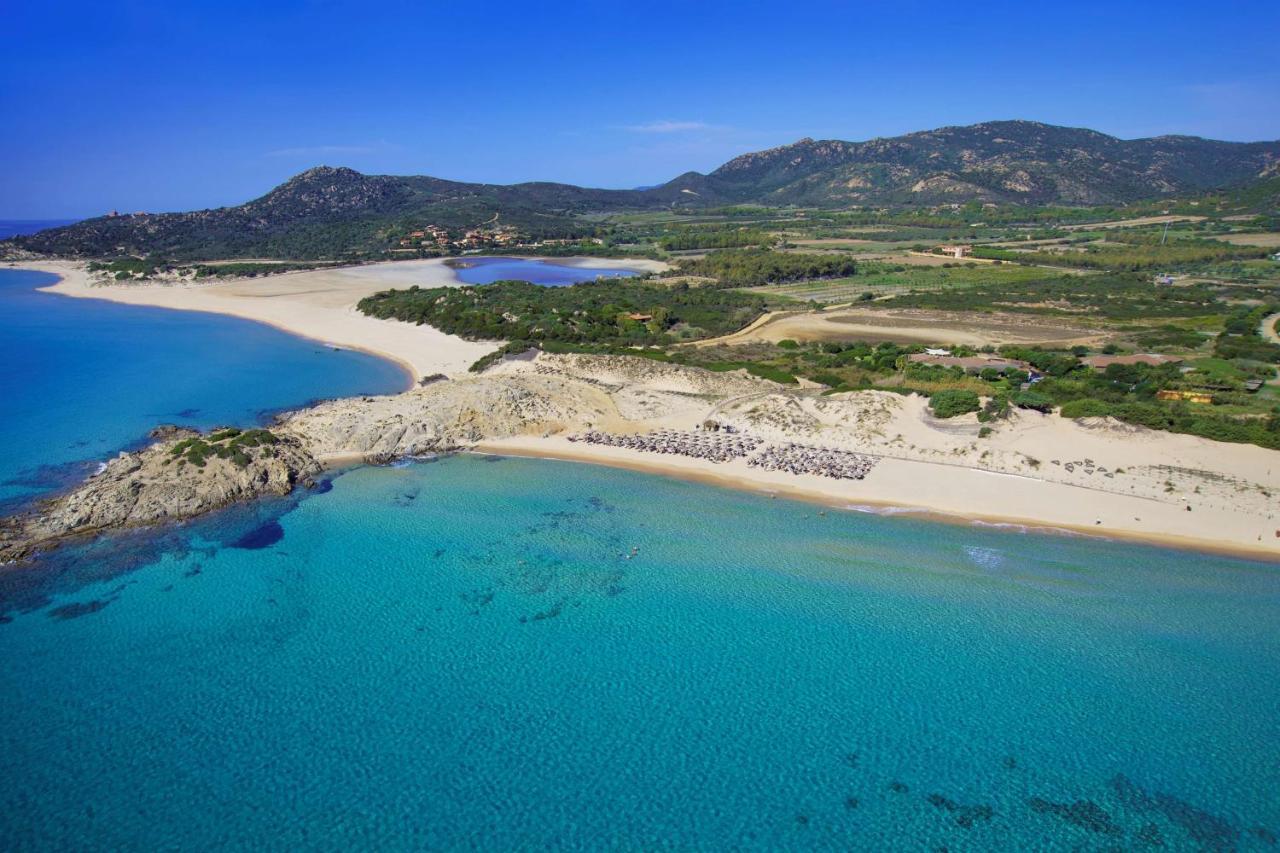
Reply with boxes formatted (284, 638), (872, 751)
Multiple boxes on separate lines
(450, 256), (642, 286)
(0, 268), (408, 509)
(2, 454), (1278, 849)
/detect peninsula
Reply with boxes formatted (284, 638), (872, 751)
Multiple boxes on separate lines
(2, 259), (1277, 562)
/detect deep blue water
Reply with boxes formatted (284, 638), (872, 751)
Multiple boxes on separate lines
(0, 219), (80, 239)
(0, 268), (408, 508)
(1, 454), (1277, 850)
(451, 256), (641, 286)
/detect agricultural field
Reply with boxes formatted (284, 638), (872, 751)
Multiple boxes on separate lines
(741, 261), (1058, 303)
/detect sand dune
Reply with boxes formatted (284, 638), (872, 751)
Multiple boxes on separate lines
(9, 262), (1278, 560)
(27, 259), (499, 380)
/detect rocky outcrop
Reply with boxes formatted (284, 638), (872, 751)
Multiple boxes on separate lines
(1, 431), (320, 564)
(282, 371), (620, 460)
(0, 354), (790, 564)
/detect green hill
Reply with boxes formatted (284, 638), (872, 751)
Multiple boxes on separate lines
(11, 120), (1278, 260)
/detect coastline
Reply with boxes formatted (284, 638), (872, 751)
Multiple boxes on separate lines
(19, 259), (489, 382)
(473, 434), (1280, 563)
(6, 259), (1278, 564)
(22, 256), (666, 381)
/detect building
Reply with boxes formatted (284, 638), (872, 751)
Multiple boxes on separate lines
(936, 244), (972, 259)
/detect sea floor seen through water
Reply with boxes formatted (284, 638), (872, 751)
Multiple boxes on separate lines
(2, 454), (1277, 850)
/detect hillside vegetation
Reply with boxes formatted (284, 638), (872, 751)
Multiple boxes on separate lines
(10, 120), (1278, 261)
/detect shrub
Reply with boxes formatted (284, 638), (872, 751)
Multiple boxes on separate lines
(930, 390), (981, 418)
(1011, 390), (1055, 412)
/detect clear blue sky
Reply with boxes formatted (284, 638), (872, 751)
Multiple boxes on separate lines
(3, 0), (1277, 218)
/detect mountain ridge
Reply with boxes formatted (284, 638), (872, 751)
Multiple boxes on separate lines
(11, 120), (1279, 259)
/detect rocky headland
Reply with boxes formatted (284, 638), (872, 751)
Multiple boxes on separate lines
(3, 352), (1278, 564)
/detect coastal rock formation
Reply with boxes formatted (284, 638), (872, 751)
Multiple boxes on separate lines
(4, 351), (1278, 564)
(1, 430), (320, 563)
(282, 370), (620, 460)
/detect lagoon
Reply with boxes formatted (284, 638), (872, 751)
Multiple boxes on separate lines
(450, 256), (642, 286)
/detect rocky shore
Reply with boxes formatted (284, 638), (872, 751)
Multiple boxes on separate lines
(0, 427), (322, 563)
(3, 351), (1279, 564)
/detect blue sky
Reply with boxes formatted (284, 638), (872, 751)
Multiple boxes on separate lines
(3, 0), (1278, 218)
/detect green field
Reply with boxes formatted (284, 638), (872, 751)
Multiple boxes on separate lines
(741, 262), (1055, 303)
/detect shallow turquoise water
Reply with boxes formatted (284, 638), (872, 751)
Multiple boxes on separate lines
(452, 256), (641, 286)
(2, 455), (1276, 850)
(0, 268), (408, 508)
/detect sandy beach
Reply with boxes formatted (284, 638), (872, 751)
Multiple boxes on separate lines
(471, 355), (1280, 560)
(475, 435), (1279, 560)
(7, 261), (1279, 561)
(21, 257), (665, 381)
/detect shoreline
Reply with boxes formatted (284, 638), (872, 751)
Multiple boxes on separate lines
(473, 435), (1280, 563)
(22, 256), (667, 381)
(5, 259), (1278, 564)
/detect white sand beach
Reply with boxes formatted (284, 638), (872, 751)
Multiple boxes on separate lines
(22, 257), (662, 381)
(11, 260), (1279, 560)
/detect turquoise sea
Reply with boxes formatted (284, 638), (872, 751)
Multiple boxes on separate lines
(1, 265), (1278, 850)
(0, 268), (408, 509)
(2, 456), (1278, 849)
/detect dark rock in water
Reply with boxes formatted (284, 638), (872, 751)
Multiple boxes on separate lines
(48, 598), (114, 620)
(1109, 774), (1239, 849)
(461, 587), (495, 615)
(844, 796), (859, 810)
(310, 478), (333, 494)
(1003, 755), (1017, 770)
(1110, 774), (1154, 810)
(1251, 825), (1277, 846)
(183, 565), (202, 578)
(889, 781), (909, 794)
(842, 751), (860, 769)
(230, 521), (285, 550)
(432, 549), (446, 558)
(530, 599), (565, 621)
(1137, 822), (1165, 847)
(1155, 793), (1238, 849)
(927, 793), (995, 829)
(160, 584), (174, 592)
(1029, 797), (1122, 836)
(149, 424), (199, 440)
(794, 814), (809, 826)
(479, 455), (505, 463)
